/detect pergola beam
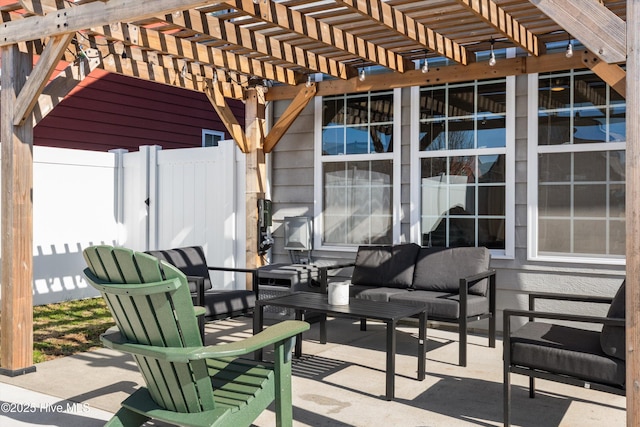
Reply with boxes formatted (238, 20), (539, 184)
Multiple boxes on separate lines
(456, 0), (544, 56)
(528, 0), (625, 63)
(626, 0), (640, 423)
(90, 23), (302, 86)
(266, 50), (585, 101)
(334, 0), (472, 65)
(77, 35), (246, 99)
(18, 0), (58, 15)
(165, 10), (357, 80)
(0, 0), (218, 47)
(0, 42), (35, 376)
(222, 0), (412, 73)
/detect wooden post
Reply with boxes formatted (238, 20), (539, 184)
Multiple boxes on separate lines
(626, 1), (639, 424)
(244, 87), (267, 288)
(0, 43), (36, 376)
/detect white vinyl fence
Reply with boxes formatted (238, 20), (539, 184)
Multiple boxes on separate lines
(0, 141), (243, 306)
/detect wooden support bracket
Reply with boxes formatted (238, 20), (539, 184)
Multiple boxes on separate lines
(264, 83), (317, 153)
(582, 50), (626, 98)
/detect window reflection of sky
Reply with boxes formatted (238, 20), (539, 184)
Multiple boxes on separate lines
(322, 126), (392, 155)
(538, 106), (626, 144)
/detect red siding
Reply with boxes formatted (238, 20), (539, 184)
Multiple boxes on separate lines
(34, 69), (245, 152)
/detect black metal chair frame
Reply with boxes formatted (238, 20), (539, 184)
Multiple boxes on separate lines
(503, 292), (625, 427)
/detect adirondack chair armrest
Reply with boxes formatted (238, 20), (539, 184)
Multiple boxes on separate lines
(101, 320), (310, 363)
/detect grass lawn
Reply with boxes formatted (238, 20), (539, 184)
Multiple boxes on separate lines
(0, 297), (115, 363)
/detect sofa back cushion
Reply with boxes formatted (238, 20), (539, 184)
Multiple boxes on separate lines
(351, 243), (421, 288)
(146, 246), (213, 293)
(412, 247), (490, 295)
(600, 280), (626, 360)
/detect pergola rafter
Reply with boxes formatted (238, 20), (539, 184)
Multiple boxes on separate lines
(334, 0), (473, 65)
(221, 0), (414, 73)
(455, 0), (544, 57)
(163, 9), (358, 80)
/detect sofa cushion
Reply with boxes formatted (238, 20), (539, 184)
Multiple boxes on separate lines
(146, 246), (213, 293)
(351, 243), (420, 288)
(355, 287), (409, 302)
(412, 247), (490, 295)
(389, 291), (489, 319)
(601, 281), (626, 360)
(511, 321), (625, 388)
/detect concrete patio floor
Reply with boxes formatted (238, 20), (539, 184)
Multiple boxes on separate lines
(0, 316), (626, 427)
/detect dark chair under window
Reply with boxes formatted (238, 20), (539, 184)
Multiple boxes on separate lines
(146, 246), (257, 338)
(503, 280), (626, 426)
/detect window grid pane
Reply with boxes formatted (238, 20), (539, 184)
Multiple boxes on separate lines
(418, 79), (507, 250)
(536, 69), (626, 258)
(322, 160), (393, 246)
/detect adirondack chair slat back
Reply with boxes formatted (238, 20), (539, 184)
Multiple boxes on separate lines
(83, 245), (216, 413)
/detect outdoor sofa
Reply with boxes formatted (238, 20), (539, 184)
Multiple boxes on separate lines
(322, 243), (496, 366)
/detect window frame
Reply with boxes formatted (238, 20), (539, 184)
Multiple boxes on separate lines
(526, 71), (626, 265)
(313, 88), (402, 251)
(202, 129), (225, 147)
(410, 77), (516, 259)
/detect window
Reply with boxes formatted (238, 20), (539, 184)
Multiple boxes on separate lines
(529, 70), (626, 262)
(202, 129), (224, 147)
(413, 79), (514, 256)
(315, 90), (400, 247)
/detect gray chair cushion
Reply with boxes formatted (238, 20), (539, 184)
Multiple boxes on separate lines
(146, 246), (213, 293)
(201, 290), (256, 318)
(146, 246), (256, 319)
(355, 287), (408, 302)
(601, 280), (626, 360)
(412, 247), (490, 295)
(511, 321), (625, 388)
(351, 243), (420, 288)
(389, 291), (489, 319)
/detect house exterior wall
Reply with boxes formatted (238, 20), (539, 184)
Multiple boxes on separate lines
(34, 69), (244, 152)
(268, 74), (625, 327)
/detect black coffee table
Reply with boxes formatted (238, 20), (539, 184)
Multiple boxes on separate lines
(253, 291), (427, 400)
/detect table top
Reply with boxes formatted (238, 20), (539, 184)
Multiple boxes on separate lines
(256, 291), (426, 321)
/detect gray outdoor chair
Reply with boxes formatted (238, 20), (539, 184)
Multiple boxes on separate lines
(503, 280), (626, 426)
(146, 246), (257, 339)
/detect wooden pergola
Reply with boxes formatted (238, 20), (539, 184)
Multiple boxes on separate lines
(0, 0), (636, 422)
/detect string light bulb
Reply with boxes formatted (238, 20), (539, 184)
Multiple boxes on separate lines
(489, 38), (496, 67)
(421, 58), (429, 73)
(359, 67), (366, 81)
(566, 39), (574, 58)
(306, 74), (313, 87)
(181, 63), (187, 78)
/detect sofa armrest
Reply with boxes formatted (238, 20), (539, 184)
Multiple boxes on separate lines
(317, 262), (356, 293)
(206, 266), (259, 298)
(458, 269), (496, 298)
(458, 268), (496, 322)
(186, 275), (206, 306)
(503, 308), (625, 363)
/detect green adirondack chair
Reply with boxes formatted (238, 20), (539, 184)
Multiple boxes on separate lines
(83, 245), (309, 427)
